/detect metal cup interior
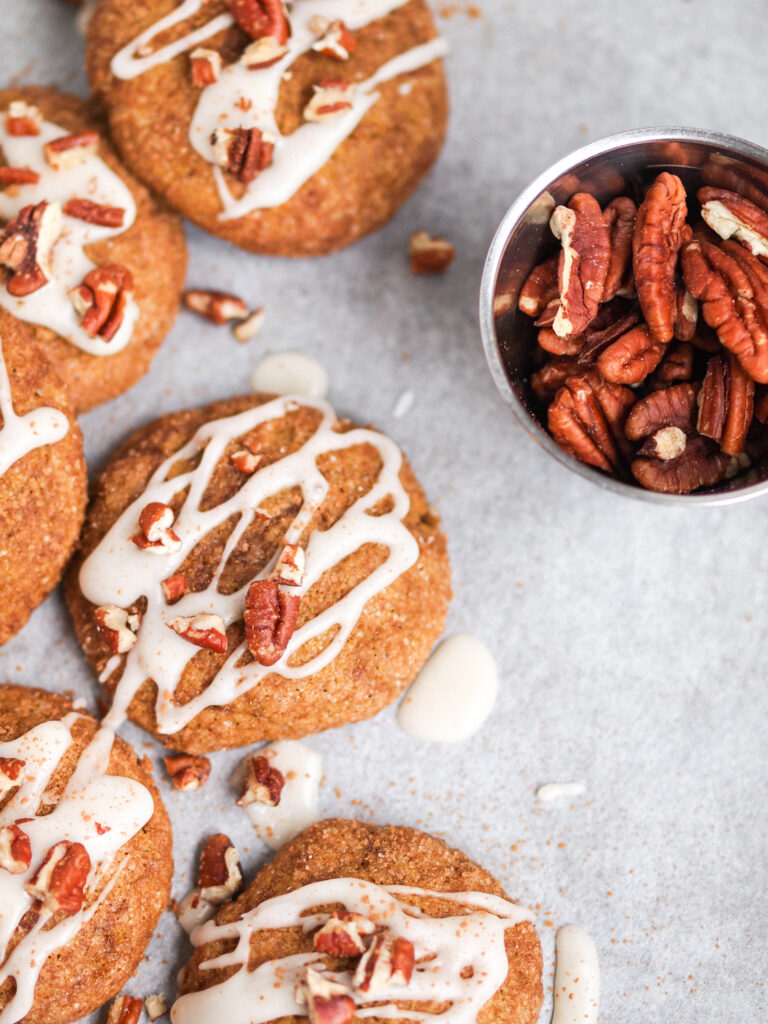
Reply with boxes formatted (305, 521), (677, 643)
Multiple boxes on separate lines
(479, 127), (768, 505)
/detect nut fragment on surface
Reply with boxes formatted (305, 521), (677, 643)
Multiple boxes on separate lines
(242, 36), (289, 67)
(227, 0), (290, 44)
(164, 754), (211, 792)
(167, 613), (228, 653)
(145, 995), (168, 1021)
(233, 306), (265, 342)
(596, 324), (665, 385)
(244, 578), (300, 666)
(71, 264), (134, 341)
(0, 824), (32, 875)
(63, 198), (126, 228)
(211, 126), (275, 182)
(161, 572), (189, 603)
(0, 757), (25, 800)
(296, 967), (356, 1024)
(198, 833), (242, 903)
(94, 604), (140, 654)
(25, 840), (91, 916)
(549, 192), (611, 338)
(184, 288), (249, 325)
(43, 130), (99, 171)
(304, 80), (355, 123)
(231, 448), (262, 473)
(314, 911), (376, 957)
(312, 20), (357, 60)
(6, 101), (42, 136)
(106, 995), (143, 1024)
(0, 200), (62, 296)
(131, 502), (182, 553)
(274, 543), (305, 587)
(409, 232), (455, 275)
(353, 933), (416, 993)
(190, 47), (222, 86)
(632, 171), (687, 342)
(237, 753), (285, 807)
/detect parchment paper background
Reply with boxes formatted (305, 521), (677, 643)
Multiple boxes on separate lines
(1, 1), (767, 1021)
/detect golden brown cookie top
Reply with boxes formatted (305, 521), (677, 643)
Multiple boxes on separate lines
(176, 819), (543, 1024)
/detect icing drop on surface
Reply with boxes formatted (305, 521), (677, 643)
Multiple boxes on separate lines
(234, 740), (321, 849)
(551, 925), (599, 1024)
(0, 113), (139, 356)
(110, 1), (447, 216)
(396, 634), (498, 743)
(536, 782), (586, 803)
(251, 351), (328, 398)
(79, 394), (419, 734)
(392, 389), (414, 419)
(0, 715), (154, 1024)
(0, 336), (68, 478)
(171, 878), (532, 1024)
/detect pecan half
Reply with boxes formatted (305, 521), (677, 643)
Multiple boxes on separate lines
(596, 324), (665, 385)
(408, 232), (455, 275)
(198, 833), (242, 903)
(244, 579), (300, 666)
(0, 201), (61, 296)
(211, 127), (275, 183)
(236, 753), (285, 807)
(106, 996), (143, 1024)
(164, 754), (211, 791)
(0, 757), (25, 799)
(537, 326), (582, 357)
(304, 81), (355, 123)
(145, 995), (168, 1022)
(518, 255), (559, 318)
(43, 130), (99, 171)
(314, 911), (376, 957)
(227, 0), (289, 44)
(312, 20), (356, 60)
(296, 968), (356, 1024)
(93, 605), (140, 654)
(699, 186), (768, 259)
(549, 193), (610, 338)
(631, 435), (732, 494)
(697, 351), (754, 455)
(131, 502), (182, 553)
(5, 101), (42, 137)
(0, 824), (32, 874)
(63, 198), (125, 228)
(25, 841), (91, 915)
(602, 196), (637, 301)
(353, 933), (415, 993)
(167, 614), (228, 653)
(71, 264), (134, 341)
(190, 47), (222, 86)
(624, 382), (699, 441)
(548, 371), (635, 475)
(632, 172), (687, 342)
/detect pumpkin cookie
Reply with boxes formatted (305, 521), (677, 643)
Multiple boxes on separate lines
(65, 392), (451, 752)
(86, 0), (448, 256)
(0, 309), (86, 646)
(0, 684), (173, 1024)
(175, 819), (543, 1024)
(0, 86), (187, 412)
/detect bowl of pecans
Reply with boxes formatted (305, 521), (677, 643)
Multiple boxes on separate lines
(480, 127), (768, 504)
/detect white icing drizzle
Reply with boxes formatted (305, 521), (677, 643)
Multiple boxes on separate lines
(110, 1), (447, 217)
(392, 388), (414, 419)
(551, 925), (599, 1024)
(536, 782), (586, 803)
(79, 394), (420, 735)
(0, 113), (139, 356)
(0, 714), (154, 1024)
(396, 635), (498, 743)
(251, 351), (328, 398)
(0, 336), (68, 479)
(234, 740), (321, 849)
(171, 878), (532, 1024)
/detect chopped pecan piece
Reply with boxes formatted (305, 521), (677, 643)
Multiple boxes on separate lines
(71, 264), (134, 341)
(244, 579), (300, 666)
(304, 81), (355, 123)
(237, 753), (285, 807)
(699, 186), (768, 259)
(167, 613), (228, 653)
(164, 754), (211, 792)
(624, 382), (700, 441)
(632, 172), (687, 342)
(5, 101), (42, 136)
(190, 47), (222, 86)
(93, 605), (140, 654)
(106, 995), (143, 1024)
(230, 449), (262, 473)
(131, 501), (182, 553)
(548, 371), (635, 475)
(63, 198), (125, 228)
(0, 757), (25, 799)
(43, 130), (99, 171)
(549, 193), (611, 338)
(518, 254), (559, 318)
(198, 833), (242, 903)
(25, 840), (91, 916)
(673, 280), (698, 341)
(602, 196), (637, 301)
(184, 288), (249, 325)
(145, 995), (168, 1021)
(211, 127), (275, 183)
(314, 911), (376, 957)
(161, 572), (189, 603)
(227, 0), (289, 44)
(312, 20), (357, 60)
(274, 543), (305, 586)
(233, 307), (265, 342)
(408, 232), (455, 275)
(0, 166), (40, 186)
(296, 968), (356, 1024)
(0, 201), (61, 296)
(242, 36), (289, 67)
(354, 933), (415, 993)
(0, 824), (32, 874)
(697, 351), (755, 456)
(631, 435), (733, 494)
(596, 324), (665, 385)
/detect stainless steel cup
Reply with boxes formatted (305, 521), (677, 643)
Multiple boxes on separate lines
(479, 127), (768, 505)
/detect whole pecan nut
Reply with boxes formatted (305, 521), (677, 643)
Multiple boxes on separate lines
(631, 435), (733, 494)
(244, 579), (300, 666)
(549, 192), (611, 338)
(697, 351), (755, 456)
(624, 382), (700, 441)
(602, 196), (637, 301)
(548, 371), (635, 475)
(632, 171), (688, 342)
(698, 186), (768, 259)
(596, 324), (666, 385)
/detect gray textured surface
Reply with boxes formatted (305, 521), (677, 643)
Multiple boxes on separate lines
(1, 1), (767, 1021)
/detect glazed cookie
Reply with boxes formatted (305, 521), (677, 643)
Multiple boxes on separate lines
(65, 392), (451, 752)
(175, 819), (543, 1024)
(86, 1), (448, 256)
(0, 684), (173, 1024)
(0, 309), (86, 646)
(0, 87), (187, 412)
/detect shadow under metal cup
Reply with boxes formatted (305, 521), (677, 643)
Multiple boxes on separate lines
(479, 127), (768, 506)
